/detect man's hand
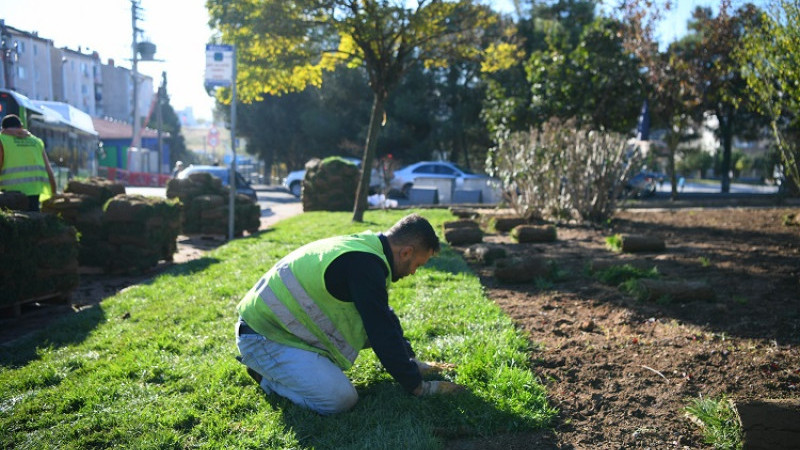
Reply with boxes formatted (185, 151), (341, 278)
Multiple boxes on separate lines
(414, 380), (466, 396)
(413, 358), (456, 375)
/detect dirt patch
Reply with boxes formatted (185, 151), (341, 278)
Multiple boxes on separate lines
(449, 207), (800, 449)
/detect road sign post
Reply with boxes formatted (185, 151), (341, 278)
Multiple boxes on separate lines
(205, 44), (237, 241)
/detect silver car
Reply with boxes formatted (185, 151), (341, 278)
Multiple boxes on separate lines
(389, 161), (491, 197)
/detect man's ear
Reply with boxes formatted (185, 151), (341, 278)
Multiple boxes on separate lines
(399, 245), (415, 260)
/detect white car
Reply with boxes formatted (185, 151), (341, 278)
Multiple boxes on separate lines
(283, 157), (383, 197)
(389, 161), (492, 197)
(283, 168), (307, 197)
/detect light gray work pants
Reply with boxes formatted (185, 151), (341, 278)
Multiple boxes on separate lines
(236, 321), (358, 415)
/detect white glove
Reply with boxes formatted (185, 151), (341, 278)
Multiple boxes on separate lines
(413, 358), (457, 375)
(416, 380), (466, 396)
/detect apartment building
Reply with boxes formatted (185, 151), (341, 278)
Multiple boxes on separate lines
(1, 20), (153, 123)
(0, 22), (56, 101)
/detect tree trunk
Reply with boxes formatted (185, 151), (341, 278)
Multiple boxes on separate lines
(669, 145), (678, 201)
(720, 112), (733, 193)
(265, 161), (273, 185)
(352, 92), (386, 222)
(261, 150), (274, 186)
(665, 119), (684, 201)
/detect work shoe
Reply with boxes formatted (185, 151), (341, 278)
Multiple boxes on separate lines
(246, 367), (263, 385)
(235, 355), (263, 385)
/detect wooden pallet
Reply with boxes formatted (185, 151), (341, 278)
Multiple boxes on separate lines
(1, 290), (73, 318)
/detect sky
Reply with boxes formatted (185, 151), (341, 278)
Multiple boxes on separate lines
(2, 0), (733, 123)
(3, 0), (217, 122)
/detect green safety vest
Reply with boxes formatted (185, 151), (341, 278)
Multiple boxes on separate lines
(0, 134), (51, 200)
(237, 232), (392, 369)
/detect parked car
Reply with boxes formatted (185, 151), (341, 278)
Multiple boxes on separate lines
(283, 157), (383, 197)
(624, 171), (662, 198)
(389, 161), (492, 197)
(176, 165), (259, 203)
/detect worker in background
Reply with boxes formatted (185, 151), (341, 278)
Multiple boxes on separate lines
(236, 213), (464, 414)
(0, 114), (57, 211)
(172, 160), (185, 177)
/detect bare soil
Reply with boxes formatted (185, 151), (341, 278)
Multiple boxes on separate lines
(448, 206), (800, 449)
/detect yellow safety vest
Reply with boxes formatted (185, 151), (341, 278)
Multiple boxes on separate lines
(237, 232), (392, 369)
(0, 134), (51, 200)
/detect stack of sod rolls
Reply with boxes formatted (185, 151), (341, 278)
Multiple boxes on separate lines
(301, 157), (360, 212)
(0, 210), (78, 304)
(42, 178), (125, 266)
(166, 172), (260, 236)
(43, 178), (182, 273)
(102, 194), (182, 272)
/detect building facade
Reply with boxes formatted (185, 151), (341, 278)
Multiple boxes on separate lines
(1, 20), (153, 124)
(0, 21), (56, 101)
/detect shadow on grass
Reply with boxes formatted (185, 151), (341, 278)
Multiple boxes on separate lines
(0, 303), (105, 369)
(0, 256), (222, 369)
(161, 256), (222, 277)
(270, 380), (557, 449)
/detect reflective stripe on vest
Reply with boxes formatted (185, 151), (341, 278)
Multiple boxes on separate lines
(0, 135), (50, 197)
(0, 175), (50, 186)
(1, 164), (48, 175)
(257, 264), (359, 363)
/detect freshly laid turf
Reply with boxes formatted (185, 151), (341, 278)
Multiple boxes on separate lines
(0, 210), (555, 449)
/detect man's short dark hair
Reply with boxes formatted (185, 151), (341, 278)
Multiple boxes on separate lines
(386, 213), (441, 253)
(1, 114), (23, 130)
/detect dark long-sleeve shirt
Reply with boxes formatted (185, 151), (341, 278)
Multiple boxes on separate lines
(323, 233), (422, 392)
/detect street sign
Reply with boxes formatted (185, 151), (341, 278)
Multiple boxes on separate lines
(207, 126), (219, 148)
(205, 44), (234, 88)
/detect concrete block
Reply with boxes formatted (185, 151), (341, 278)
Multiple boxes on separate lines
(408, 187), (438, 205)
(453, 189), (482, 204)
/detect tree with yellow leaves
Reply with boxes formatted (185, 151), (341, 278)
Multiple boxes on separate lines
(207, 0), (499, 221)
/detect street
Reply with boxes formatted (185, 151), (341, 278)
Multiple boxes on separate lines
(126, 184), (300, 221)
(654, 179), (778, 195)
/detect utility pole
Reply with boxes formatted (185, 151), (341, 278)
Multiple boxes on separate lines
(0, 20), (18, 90)
(228, 45), (237, 241)
(131, 0), (142, 149)
(157, 71), (166, 174)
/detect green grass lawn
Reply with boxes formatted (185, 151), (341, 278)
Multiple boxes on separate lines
(0, 210), (555, 449)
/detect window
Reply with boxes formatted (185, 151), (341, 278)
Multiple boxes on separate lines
(17, 66), (26, 80)
(436, 165), (457, 176)
(413, 165), (437, 175)
(33, 44), (38, 56)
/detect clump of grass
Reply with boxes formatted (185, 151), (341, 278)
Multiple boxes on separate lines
(619, 278), (650, 300)
(594, 264), (659, 286)
(605, 234), (623, 252)
(782, 212), (798, 227)
(699, 256), (711, 267)
(685, 395), (742, 449)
